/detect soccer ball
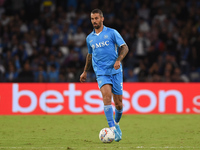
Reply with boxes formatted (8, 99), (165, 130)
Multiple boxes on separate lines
(99, 128), (115, 143)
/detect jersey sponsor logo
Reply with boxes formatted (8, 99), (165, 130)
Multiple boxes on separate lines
(92, 40), (109, 49)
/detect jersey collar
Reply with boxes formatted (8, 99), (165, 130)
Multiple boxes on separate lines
(92, 26), (107, 35)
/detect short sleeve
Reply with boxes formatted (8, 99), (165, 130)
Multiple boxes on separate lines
(86, 37), (92, 54)
(113, 29), (126, 47)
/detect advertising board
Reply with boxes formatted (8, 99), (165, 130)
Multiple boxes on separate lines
(0, 83), (199, 115)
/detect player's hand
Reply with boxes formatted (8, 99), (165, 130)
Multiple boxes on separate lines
(80, 71), (87, 82)
(114, 61), (120, 70)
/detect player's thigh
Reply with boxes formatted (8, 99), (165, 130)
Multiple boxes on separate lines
(100, 84), (112, 105)
(100, 84), (112, 97)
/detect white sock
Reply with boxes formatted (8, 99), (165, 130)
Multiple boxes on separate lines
(114, 120), (119, 125)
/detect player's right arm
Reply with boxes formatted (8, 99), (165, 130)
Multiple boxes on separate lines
(80, 53), (92, 82)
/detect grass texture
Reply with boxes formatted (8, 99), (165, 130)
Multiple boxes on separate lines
(0, 115), (200, 150)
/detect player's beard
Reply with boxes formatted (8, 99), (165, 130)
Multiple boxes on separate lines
(93, 22), (101, 29)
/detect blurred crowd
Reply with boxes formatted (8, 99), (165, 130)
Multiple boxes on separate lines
(0, 0), (200, 82)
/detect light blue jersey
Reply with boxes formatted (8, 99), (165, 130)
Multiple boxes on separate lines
(86, 26), (126, 75)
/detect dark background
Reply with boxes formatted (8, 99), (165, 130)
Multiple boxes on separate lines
(0, 0), (200, 83)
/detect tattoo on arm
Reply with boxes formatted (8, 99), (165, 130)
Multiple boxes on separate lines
(84, 54), (92, 72)
(116, 44), (129, 62)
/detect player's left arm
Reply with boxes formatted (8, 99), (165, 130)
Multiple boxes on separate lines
(114, 44), (129, 70)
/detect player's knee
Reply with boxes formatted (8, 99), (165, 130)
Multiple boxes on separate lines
(103, 95), (112, 105)
(103, 100), (111, 105)
(115, 101), (122, 110)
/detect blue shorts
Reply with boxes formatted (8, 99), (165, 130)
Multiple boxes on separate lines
(96, 72), (123, 95)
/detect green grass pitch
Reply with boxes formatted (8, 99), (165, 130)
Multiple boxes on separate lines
(0, 115), (199, 150)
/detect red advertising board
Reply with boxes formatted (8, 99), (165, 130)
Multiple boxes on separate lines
(0, 83), (200, 115)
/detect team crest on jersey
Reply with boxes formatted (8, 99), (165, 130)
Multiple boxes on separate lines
(104, 35), (108, 39)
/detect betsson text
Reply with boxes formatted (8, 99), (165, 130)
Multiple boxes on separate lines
(12, 83), (200, 114)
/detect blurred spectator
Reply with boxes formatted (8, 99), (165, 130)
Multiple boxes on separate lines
(34, 65), (48, 82)
(138, 61), (148, 82)
(48, 64), (59, 82)
(5, 63), (18, 82)
(58, 70), (67, 82)
(38, 29), (51, 46)
(0, 13), (10, 26)
(153, 8), (166, 24)
(0, 54), (5, 81)
(17, 61), (34, 82)
(125, 69), (138, 82)
(178, 37), (190, 75)
(40, 0), (55, 13)
(12, 44), (28, 64)
(67, 0), (78, 10)
(125, 51), (138, 69)
(73, 26), (86, 48)
(132, 31), (150, 60)
(137, 4), (150, 20)
(171, 67), (184, 82)
(163, 69), (172, 82)
(138, 17), (150, 33)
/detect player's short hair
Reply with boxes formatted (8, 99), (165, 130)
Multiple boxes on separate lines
(91, 9), (103, 17)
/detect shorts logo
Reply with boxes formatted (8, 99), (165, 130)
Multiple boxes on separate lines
(99, 80), (102, 84)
